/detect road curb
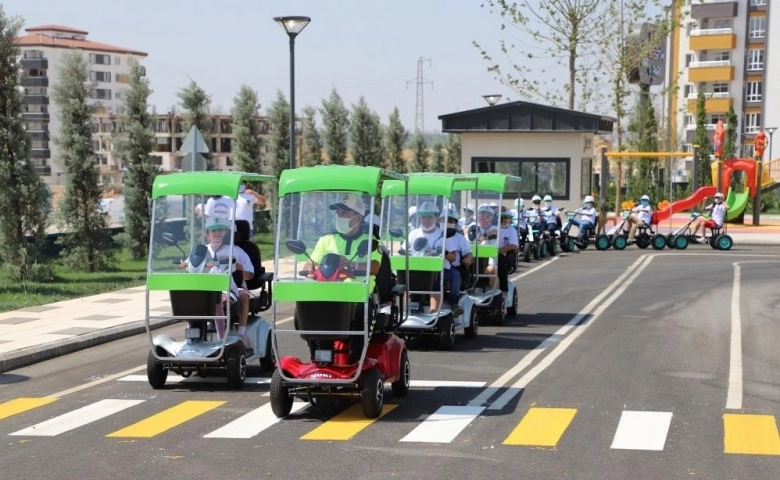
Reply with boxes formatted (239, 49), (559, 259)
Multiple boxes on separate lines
(0, 318), (179, 374)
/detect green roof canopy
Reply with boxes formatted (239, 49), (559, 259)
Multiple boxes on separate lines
(278, 165), (406, 196)
(475, 173), (523, 194)
(152, 171), (275, 200)
(382, 173), (478, 198)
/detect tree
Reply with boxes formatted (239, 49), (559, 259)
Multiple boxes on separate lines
(300, 105), (323, 167)
(350, 96), (383, 167)
(265, 90), (290, 180)
(445, 134), (462, 173)
(113, 59), (157, 260)
(0, 8), (49, 280)
(320, 88), (350, 165)
(408, 133), (429, 173)
(724, 104), (738, 160)
(430, 142), (445, 172)
(177, 80), (212, 169)
(475, 0), (607, 109)
(693, 91), (713, 188)
(384, 107), (407, 173)
(51, 51), (112, 271)
(232, 85), (262, 173)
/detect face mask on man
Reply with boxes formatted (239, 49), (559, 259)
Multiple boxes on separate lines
(335, 215), (356, 234)
(640, 200), (649, 207)
(446, 223), (458, 238)
(544, 201), (552, 209)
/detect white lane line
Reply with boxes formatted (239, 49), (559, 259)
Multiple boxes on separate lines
(203, 402), (307, 439)
(511, 256), (560, 281)
(399, 405), (486, 443)
(487, 254), (655, 410)
(467, 255), (653, 408)
(410, 380), (486, 388)
(610, 411), (673, 451)
(10, 399), (144, 437)
(726, 263), (743, 410)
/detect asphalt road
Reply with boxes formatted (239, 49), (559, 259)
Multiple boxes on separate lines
(1, 246), (778, 480)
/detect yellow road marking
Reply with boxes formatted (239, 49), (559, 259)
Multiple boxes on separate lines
(106, 401), (224, 438)
(724, 414), (780, 455)
(301, 404), (397, 441)
(503, 407), (577, 447)
(0, 398), (57, 421)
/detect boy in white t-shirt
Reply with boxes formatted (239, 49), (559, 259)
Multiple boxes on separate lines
(204, 195), (236, 219)
(571, 195), (598, 244)
(690, 192), (729, 239)
(235, 181), (267, 238)
(626, 194), (653, 242)
(487, 211), (519, 297)
(432, 213), (472, 315)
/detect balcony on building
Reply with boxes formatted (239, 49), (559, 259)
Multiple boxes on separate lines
(688, 60), (734, 82)
(20, 76), (49, 88)
(27, 130), (50, 142)
(22, 94), (49, 105)
(691, 1), (738, 20)
(22, 111), (49, 122)
(99, 164), (119, 174)
(30, 148), (51, 159)
(689, 28), (737, 50)
(20, 57), (48, 70)
(34, 165), (51, 175)
(686, 93), (733, 113)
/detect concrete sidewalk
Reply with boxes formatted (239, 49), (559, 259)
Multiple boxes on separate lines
(1, 227), (779, 373)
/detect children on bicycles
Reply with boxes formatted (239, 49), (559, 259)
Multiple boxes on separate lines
(570, 195), (598, 245)
(626, 194), (653, 243)
(690, 192), (728, 240)
(541, 194), (561, 232)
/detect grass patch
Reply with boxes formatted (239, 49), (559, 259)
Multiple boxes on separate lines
(0, 234), (275, 313)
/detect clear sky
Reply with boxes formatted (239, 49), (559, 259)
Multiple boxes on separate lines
(7, 0), (557, 133)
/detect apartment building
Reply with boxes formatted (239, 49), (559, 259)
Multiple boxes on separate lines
(16, 25), (148, 184)
(668, 0), (774, 164)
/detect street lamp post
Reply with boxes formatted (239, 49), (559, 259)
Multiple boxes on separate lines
(767, 127), (777, 163)
(482, 94), (502, 106)
(274, 16), (311, 171)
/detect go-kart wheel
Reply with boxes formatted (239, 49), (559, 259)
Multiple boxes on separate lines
(595, 235), (610, 250)
(651, 235), (666, 250)
(674, 234), (689, 250)
(270, 369), (293, 417)
(612, 235), (628, 251)
(506, 290), (518, 318)
(523, 242), (532, 262)
(576, 238), (588, 250)
(259, 333), (275, 371)
(360, 368), (384, 419)
(226, 346), (247, 389)
(146, 349), (167, 389)
(539, 241), (547, 258)
(716, 234), (733, 250)
(563, 237), (575, 253)
(710, 235), (720, 249)
(464, 307), (479, 339)
(391, 350), (410, 398)
(533, 242), (540, 260)
(635, 236), (651, 249)
(666, 233), (675, 248)
(547, 238), (557, 256)
(438, 316), (455, 350)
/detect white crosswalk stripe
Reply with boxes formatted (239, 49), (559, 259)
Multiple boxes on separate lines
(10, 399), (144, 437)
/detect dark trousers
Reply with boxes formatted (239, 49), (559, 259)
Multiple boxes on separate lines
(498, 254), (508, 293)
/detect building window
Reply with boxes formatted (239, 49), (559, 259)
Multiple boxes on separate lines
(746, 81), (763, 102)
(684, 84), (694, 97)
(88, 53), (111, 65)
(685, 54), (693, 67)
(94, 89), (112, 100)
(713, 19), (732, 29)
(749, 16), (766, 38)
(115, 74), (129, 83)
(750, 0), (766, 5)
(90, 71), (111, 82)
(709, 114), (726, 125)
(743, 144), (755, 158)
(712, 83), (729, 94)
(744, 113), (762, 134)
(713, 51), (730, 62)
(684, 114), (694, 126)
(747, 49), (764, 70)
(472, 157), (570, 199)
(114, 56), (121, 65)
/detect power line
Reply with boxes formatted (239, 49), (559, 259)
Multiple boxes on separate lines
(406, 57), (433, 133)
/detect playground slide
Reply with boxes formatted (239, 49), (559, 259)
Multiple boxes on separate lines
(653, 185), (716, 223)
(725, 187), (750, 221)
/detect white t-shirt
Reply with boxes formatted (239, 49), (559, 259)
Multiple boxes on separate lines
(542, 206), (559, 225)
(206, 243), (254, 295)
(498, 225), (520, 250)
(235, 193), (257, 227)
(205, 196), (236, 219)
(577, 206), (597, 222)
(473, 223), (499, 244)
(633, 204), (653, 224)
(406, 226), (443, 255)
(433, 232), (472, 269)
(708, 203), (727, 226)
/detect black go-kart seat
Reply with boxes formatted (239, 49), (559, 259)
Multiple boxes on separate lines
(170, 291), (222, 340)
(234, 219), (272, 312)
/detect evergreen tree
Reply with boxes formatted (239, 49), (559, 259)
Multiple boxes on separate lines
(693, 91), (712, 188)
(265, 90), (290, 179)
(177, 81), (212, 169)
(724, 104), (738, 160)
(0, 8), (49, 280)
(51, 51), (112, 271)
(445, 134), (462, 173)
(384, 107), (407, 173)
(409, 132), (429, 172)
(113, 59), (156, 260)
(350, 96), (383, 167)
(430, 142), (445, 172)
(300, 105), (323, 167)
(627, 88), (661, 201)
(231, 85), (262, 173)
(320, 88), (350, 165)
